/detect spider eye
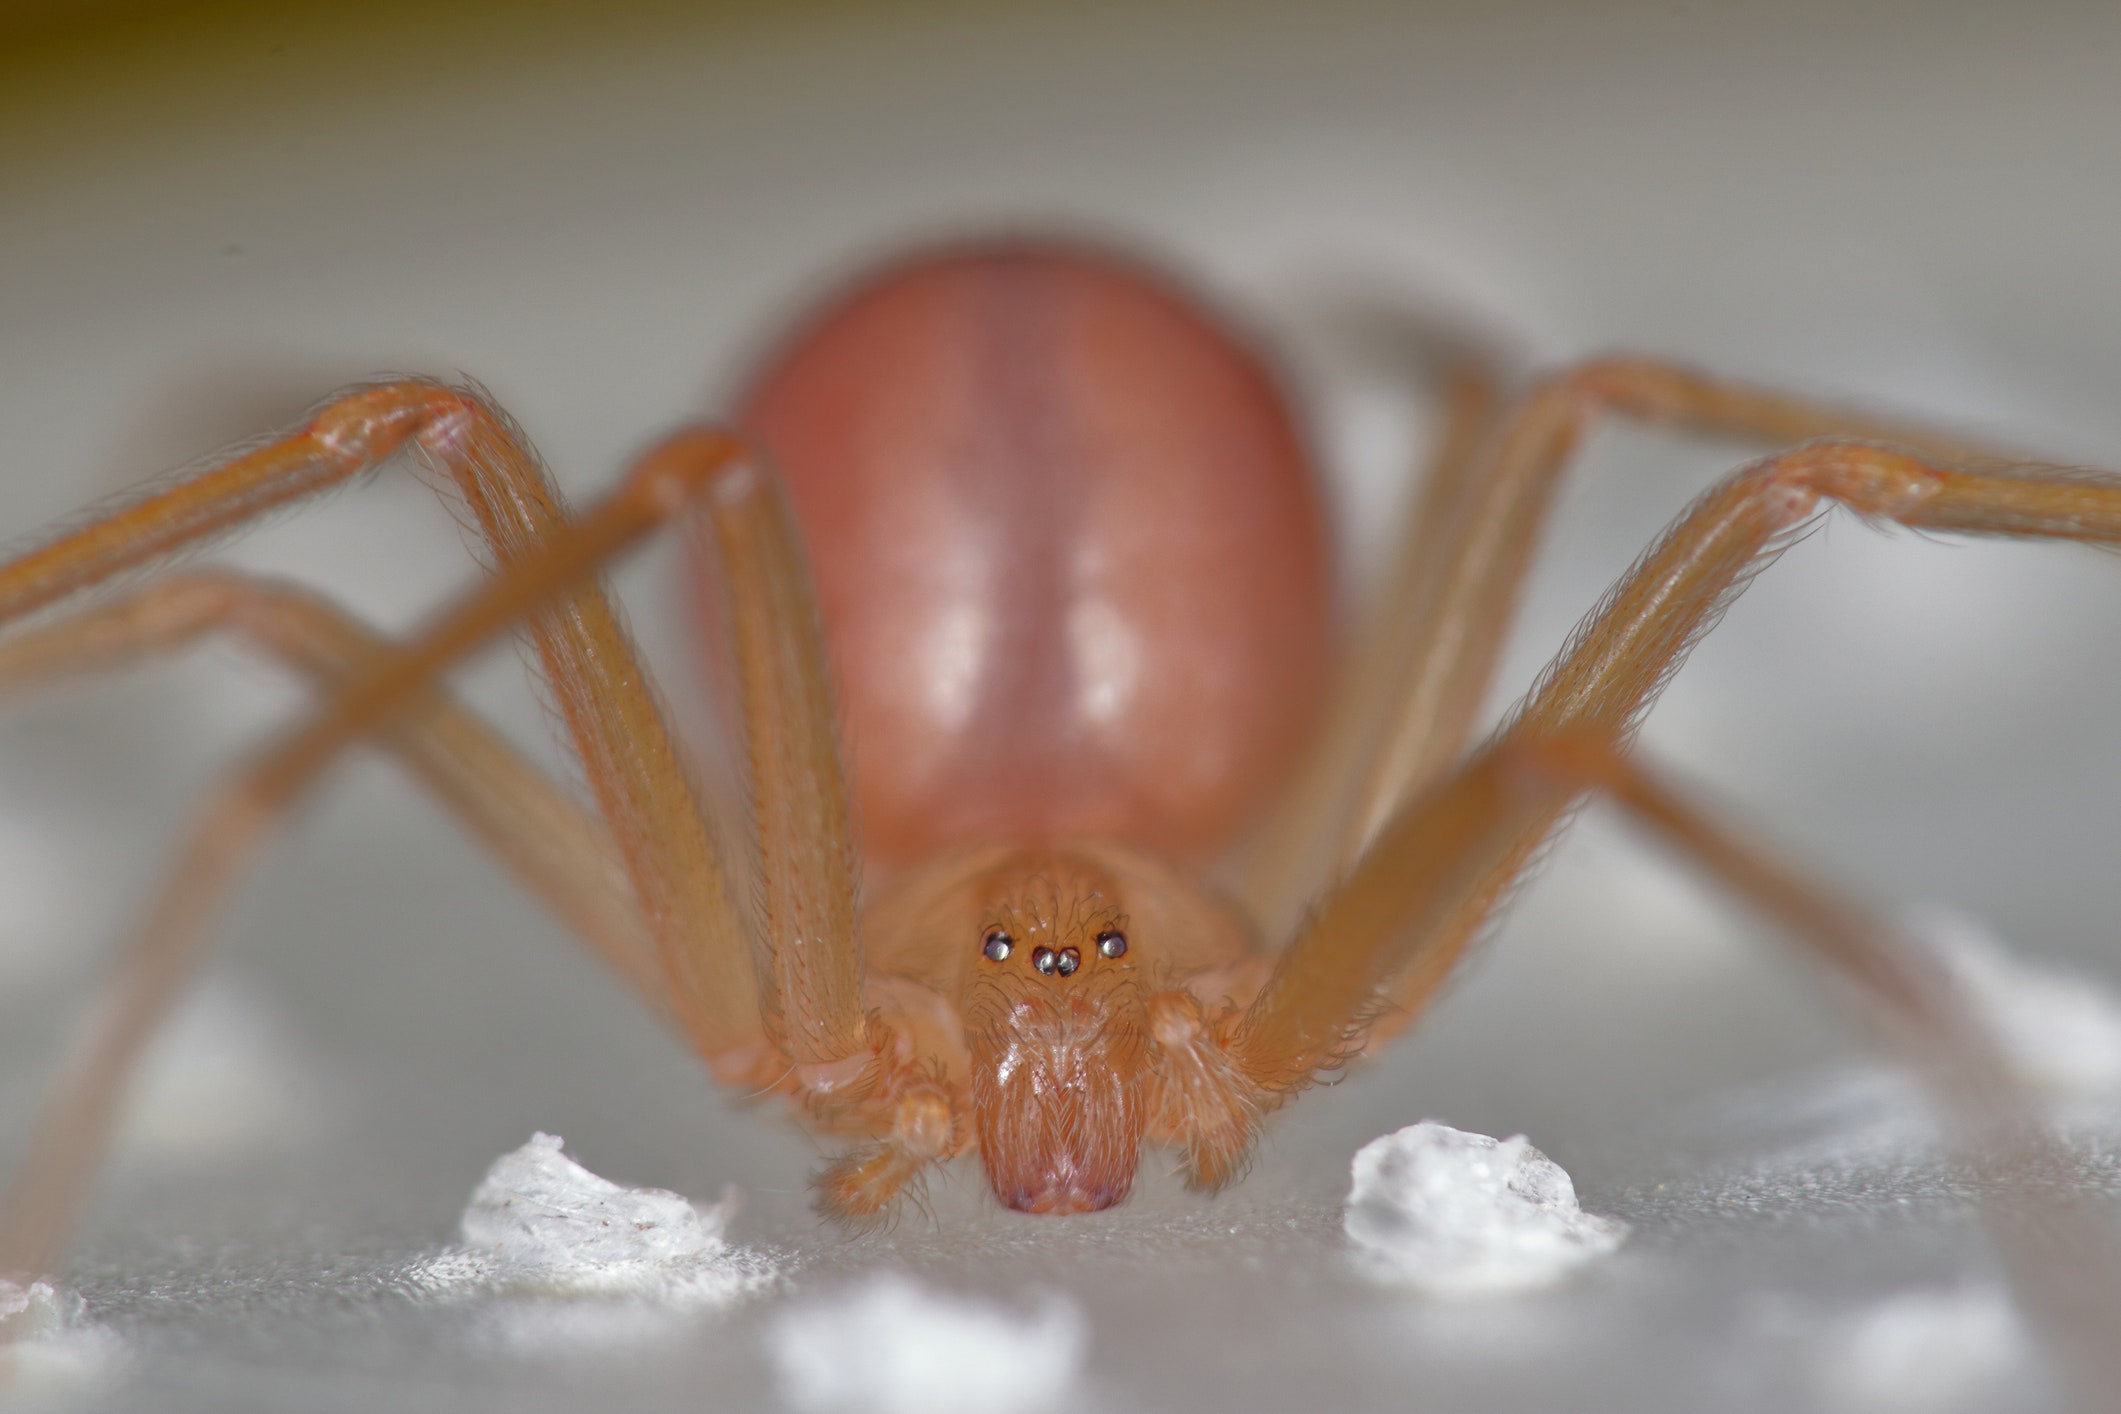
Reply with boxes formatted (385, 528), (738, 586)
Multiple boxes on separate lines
(1055, 947), (1081, 976)
(1031, 946), (1058, 975)
(1096, 929), (1128, 959)
(982, 929), (1014, 962)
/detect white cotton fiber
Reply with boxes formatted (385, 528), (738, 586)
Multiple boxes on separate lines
(460, 1131), (726, 1270)
(412, 1133), (775, 1317)
(1343, 1121), (1627, 1295)
(0, 1278), (123, 1388)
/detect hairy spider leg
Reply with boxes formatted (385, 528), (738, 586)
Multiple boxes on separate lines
(1157, 437), (2121, 1394)
(1238, 351), (1501, 927)
(1348, 359), (2029, 853)
(0, 382), (757, 1048)
(1201, 440), (2121, 1395)
(0, 569), (660, 1011)
(1353, 440), (2121, 1042)
(705, 470), (868, 1074)
(0, 394), (844, 1286)
(1240, 356), (2027, 932)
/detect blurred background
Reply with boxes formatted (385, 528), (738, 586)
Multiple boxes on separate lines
(4, 1), (2121, 1409)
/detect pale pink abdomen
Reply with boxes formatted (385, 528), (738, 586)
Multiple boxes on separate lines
(731, 241), (1331, 864)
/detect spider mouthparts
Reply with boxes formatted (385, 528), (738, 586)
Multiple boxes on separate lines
(968, 1004), (1147, 1217)
(1001, 1179), (1128, 1215)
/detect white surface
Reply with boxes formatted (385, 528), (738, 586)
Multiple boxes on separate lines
(766, 1274), (1088, 1414)
(1820, 1286), (2031, 1413)
(117, 972), (327, 1164)
(1343, 1121), (1627, 1295)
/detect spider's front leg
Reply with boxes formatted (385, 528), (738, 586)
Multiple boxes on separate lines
(0, 381), (763, 1049)
(0, 410), (772, 1288)
(697, 459), (967, 1222)
(700, 462), (871, 1082)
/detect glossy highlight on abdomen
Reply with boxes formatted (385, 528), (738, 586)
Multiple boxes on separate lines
(729, 240), (1331, 863)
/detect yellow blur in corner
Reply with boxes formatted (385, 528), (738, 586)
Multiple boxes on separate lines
(0, 0), (917, 178)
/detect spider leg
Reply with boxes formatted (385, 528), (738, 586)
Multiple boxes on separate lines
(2, 381), (475, 619)
(1237, 354), (1503, 927)
(704, 473), (957, 1217)
(1333, 356), (2022, 873)
(0, 380), (756, 1049)
(1235, 728), (2121, 1407)
(0, 568), (660, 1013)
(0, 423), (769, 1287)
(1201, 440), (2121, 1391)
(810, 1081), (958, 1225)
(700, 468), (872, 1084)
(1345, 440), (2121, 1043)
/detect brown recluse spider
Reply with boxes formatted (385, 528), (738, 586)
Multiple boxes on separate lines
(0, 237), (2115, 1391)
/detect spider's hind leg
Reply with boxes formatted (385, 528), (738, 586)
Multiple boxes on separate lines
(0, 567), (660, 1006)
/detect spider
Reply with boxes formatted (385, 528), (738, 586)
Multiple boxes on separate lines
(0, 239), (2111, 1357)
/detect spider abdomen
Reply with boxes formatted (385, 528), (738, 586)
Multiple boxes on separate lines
(728, 239), (1332, 865)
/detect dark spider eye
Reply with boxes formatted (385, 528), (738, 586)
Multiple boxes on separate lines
(982, 929), (1014, 962)
(1031, 946), (1058, 975)
(1096, 929), (1127, 959)
(1055, 947), (1080, 976)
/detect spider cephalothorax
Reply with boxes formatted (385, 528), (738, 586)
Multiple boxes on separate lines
(809, 842), (1269, 1218)
(964, 861), (1149, 1214)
